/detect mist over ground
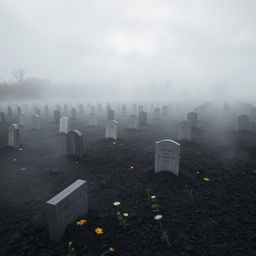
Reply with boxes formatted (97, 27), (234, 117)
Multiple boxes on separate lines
(0, 0), (255, 101)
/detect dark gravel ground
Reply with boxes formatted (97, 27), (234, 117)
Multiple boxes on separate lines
(0, 114), (256, 256)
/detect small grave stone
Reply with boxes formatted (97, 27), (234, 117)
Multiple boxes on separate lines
(177, 121), (192, 141)
(59, 116), (69, 134)
(67, 130), (83, 158)
(46, 179), (88, 242)
(8, 124), (19, 148)
(155, 139), (180, 176)
(105, 120), (118, 140)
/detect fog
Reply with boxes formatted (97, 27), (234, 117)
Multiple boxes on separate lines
(0, 0), (255, 101)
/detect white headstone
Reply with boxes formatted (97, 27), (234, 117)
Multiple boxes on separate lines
(105, 120), (118, 140)
(47, 179), (88, 242)
(155, 139), (180, 176)
(177, 121), (192, 141)
(59, 116), (70, 134)
(8, 124), (19, 148)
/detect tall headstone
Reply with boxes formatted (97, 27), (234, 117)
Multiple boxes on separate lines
(155, 139), (180, 176)
(32, 114), (41, 130)
(8, 124), (19, 148)
(129, 114), (138, 130)
(177, 121), (192, 141)
(139, 111), (148, 125)
(236, 114), (250, 131)
(46, 179), (88, 242)
(105, 120), (118, 140)
(187, 112), (198, 128)
(67, 130), (83, 158)
(59, 116), (70, 134)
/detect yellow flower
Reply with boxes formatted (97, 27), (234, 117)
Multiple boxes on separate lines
(113, 201), (120, 206)
(109, 248), (115, 252)
(112, 141), (117, 145)
(203, 177), (210, 182)
(95, 227), (104, 234)
(76, 219), (87, 226)
(123, 213), (128, 217)
(129, 166), (134, 170)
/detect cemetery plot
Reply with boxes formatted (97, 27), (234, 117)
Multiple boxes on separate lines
(0, 109), (255, 256)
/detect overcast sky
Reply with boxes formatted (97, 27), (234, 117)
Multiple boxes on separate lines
(0, 0), (255, 94)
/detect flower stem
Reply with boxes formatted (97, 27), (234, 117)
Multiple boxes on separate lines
(159, 221), (171, 247)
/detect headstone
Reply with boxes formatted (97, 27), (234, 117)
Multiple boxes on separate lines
(71, 108), (77, 120)
(35, 108), (41, 116)
(139, 111), (148, 125)
(236, 114), (250, 131)
(88, 113), (98, 126)
(129, 114), (138, 129)
(18, 112), (25, 126)
(154, 139), (180, 176)
(177, 121), (192, 141)
(105, 120), (118, 140)
(59, 116), (70, 134)
(187, 112), (198, 128)
(8, 124), (19, 148)
(153, 108), (161, 119)
(107, 109), (115, 120)
(32, 114), (41, 130)
(54, 110), (61, 123)
(46, 179), (88, 242)
(67, 130), (83, 158)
